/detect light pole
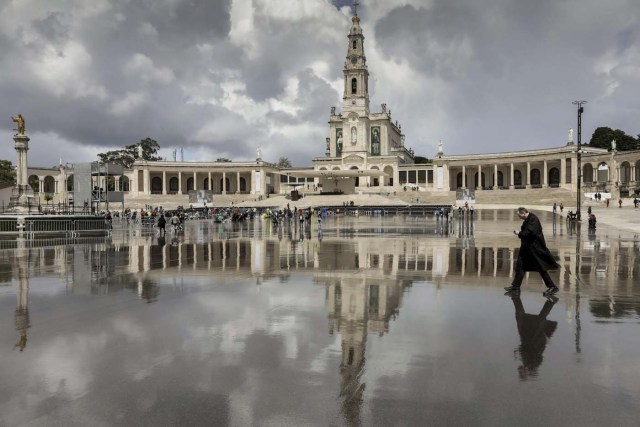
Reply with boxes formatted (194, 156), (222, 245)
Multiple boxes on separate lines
(572, 100), (587, 221)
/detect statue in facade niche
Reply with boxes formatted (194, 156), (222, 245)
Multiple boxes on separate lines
(12, 114), (25, 135)
(331, 106), (336, 115)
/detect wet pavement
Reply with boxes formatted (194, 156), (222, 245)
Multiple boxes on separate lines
(0, 210), (639, 426)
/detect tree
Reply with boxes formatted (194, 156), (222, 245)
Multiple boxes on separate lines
(97, 137), (162, 168)
(588, 127), (639, 151)
(216, 157), (232, 162)
(0, 160), (16, 188)
(277, 157), (292, 168)
(414, 155), (430, 164)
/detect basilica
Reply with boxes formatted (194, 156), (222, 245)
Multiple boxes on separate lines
(7, 12), (640, 210)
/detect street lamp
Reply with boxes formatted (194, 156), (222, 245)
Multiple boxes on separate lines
(572, 100), (587, 221)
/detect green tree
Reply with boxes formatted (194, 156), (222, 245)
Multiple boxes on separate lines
(215, 157), (232, 162)
(97, 137), (162, 168)
(0, 160), (16, 188)
(277, 157), (292, 168)
(588, 127), (639, 151)
(414, 155), (430, 164)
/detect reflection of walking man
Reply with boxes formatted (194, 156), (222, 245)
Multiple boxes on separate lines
(510, 295), (558, 380)
(505, 207), (560, 296)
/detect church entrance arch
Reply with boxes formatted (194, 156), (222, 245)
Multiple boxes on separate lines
(370, 166), (380, 186)
(456, 172), (463, 189)
(383, 166), (393, 186)
(350, 166), (359, 187)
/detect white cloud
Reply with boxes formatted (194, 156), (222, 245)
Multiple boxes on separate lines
(109, 92), (147, 116)
(123, 53), (175, 85)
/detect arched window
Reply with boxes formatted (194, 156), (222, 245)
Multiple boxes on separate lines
(352, 40), (357, 49)
(220, 178), (230, 192)
(514, 170), (522, 186)
(239, 177), (247, 192)
(107, 176), (115, 192)
(67, 175), (74, 191)
(456, 172), (463, 188)
(351, 78), (357, 94)
(549, 168), (560, 186)
(204, 178), (209, 190)
(169, 177), (179, 193)
(474, 172), (485, 188)
(43, 176), (55, 193)
(121, 176), (130, 192)
(497, 171), (504, 187)
(186, 177), (194, 191)
(151, 177), (162, 194)
(531, 169), (541, 185)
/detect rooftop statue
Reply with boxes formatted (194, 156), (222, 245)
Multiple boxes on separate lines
(611, 139), (616, 151)
(12, 114), (25, 135)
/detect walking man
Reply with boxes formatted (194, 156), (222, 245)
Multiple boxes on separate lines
(505, 207), (560, 296)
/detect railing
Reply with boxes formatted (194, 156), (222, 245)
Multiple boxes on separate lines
(0, 216), (111, 236)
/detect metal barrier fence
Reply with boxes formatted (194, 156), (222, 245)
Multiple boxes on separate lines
(0, 216), (111, 236)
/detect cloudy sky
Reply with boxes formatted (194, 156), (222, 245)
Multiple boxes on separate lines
(0, 0), (639, 168)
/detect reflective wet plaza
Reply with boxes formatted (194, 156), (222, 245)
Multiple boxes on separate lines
(1, 210), (639, 426)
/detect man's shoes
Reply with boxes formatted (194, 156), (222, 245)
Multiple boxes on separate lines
(504, 286), (520, 293)
(545, 295), (559, 304)
(543, 286), (559, 296)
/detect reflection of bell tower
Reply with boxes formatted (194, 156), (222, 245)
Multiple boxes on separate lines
(325, 271), (409, 426)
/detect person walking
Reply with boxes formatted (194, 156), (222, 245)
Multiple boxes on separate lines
(618, 198), (623, 208)
(559, 203), (564, 213)
(157, 214), (166, 234)
(552, 203), (557, 214)
(504, 207), (560, 296)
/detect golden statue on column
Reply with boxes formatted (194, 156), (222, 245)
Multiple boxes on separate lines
(12, 114), (25, 135)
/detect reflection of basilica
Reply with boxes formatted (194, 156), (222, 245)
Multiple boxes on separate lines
(320, 270), (409, 425)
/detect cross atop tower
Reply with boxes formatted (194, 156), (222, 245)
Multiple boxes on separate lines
(353, 0), (359, 17)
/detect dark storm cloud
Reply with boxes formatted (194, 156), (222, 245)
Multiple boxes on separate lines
(1, 0), (639, 165)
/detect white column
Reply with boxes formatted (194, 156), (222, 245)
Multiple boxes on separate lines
(193, 171), (197, 191)
(493, 164), (498, 190)
(543, 160), (548, 188)
(178, 172), (182, 195)
(510, 163), (514, 189)
(477, 165), (482, 190)
(222, 172), (227, 195)
(236, 172), (240, 193)
(208, 171), (212, 190)
(131, 168), (138, 196)
(162, 171), (166, 195)
(526, 162), (531, 188)
(143, 168), (150, 195)
(39, 178), (44, 194)
(462, 165), (466, 188)
(561, 158), (567, 186)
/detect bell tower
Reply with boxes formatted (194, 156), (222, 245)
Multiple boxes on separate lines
(342, 5), (369, 116)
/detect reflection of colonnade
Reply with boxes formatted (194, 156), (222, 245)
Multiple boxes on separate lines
(2, 235), (638, 293)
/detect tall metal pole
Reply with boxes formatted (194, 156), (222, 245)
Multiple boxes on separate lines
(572, 101), (587, 221)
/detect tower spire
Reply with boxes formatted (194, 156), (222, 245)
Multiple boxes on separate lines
(353, 0), (359, 17)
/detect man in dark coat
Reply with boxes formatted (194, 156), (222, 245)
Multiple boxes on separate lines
(505, 207), (560, 296)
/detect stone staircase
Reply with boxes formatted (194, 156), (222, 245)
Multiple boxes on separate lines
(474, 187), (576, 208)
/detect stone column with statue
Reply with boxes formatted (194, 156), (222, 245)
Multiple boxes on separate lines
(8, 114), (36, 212)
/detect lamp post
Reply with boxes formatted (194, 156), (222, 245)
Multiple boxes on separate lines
(572, 101), (587, 221)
